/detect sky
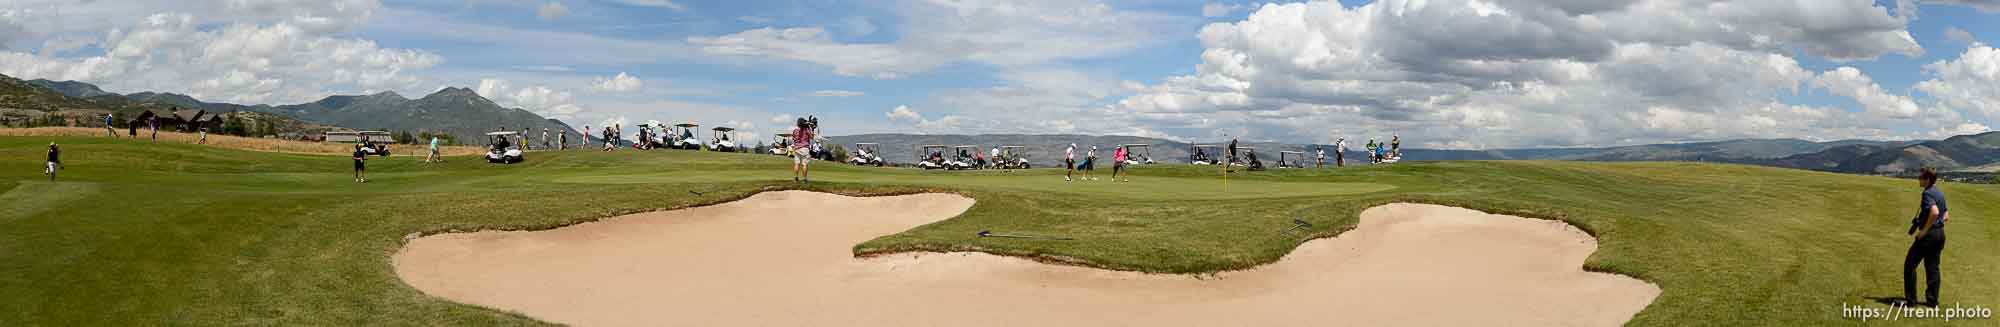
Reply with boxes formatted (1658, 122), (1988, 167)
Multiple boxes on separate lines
(2, 0), (1999, 149)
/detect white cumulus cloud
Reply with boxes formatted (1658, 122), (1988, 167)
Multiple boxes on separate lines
(0, 11), (439, 105)
(590, 72), (643, 92)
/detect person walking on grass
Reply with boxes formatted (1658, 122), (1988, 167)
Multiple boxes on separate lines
(45, 143), (61, 182)
(104, 114), (117, 138)
(352, 144), (368, 183)
(790, 118), (815, 184)
(558, 129), (568, 151)
(581, 125), (591, 149)
(1113, 145), (1131, 182)
(541, 128), (550, 150)
(425, 136), (442, 163)
(1903, 167), (1950, 307)
(1065, 143), (1078, 182)
(197, 127), (209, 145)
(148, 115), (159, 140)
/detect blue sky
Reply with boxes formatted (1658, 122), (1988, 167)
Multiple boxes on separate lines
(3, 0), (1999, 149)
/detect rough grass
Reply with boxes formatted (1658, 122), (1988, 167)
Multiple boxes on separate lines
(0, 135), (1993, 326)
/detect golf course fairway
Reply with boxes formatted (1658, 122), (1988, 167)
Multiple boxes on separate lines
(3, 134), (1996, 326)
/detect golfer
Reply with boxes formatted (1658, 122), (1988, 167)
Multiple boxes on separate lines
(425, 136), (442, 163)
(1316, 146), (1326, 168)
(1391, 134), (1401, 158)
(581, 125), (591, 148)
(104, 114), (117, 137)
(1904, 167), (1950, 306)
(558, 129), (568, 150)
(1065, 143), (1078, 182)
(197, 127), (209, 145)
(602, 126), (616, 151)
(45, 143), (61, 181)
(541, 128), (550, 150)
(148, 115), (159, 140)
(352, 144), (368, 183)
(1228, 139), (1239, 166)
(1335, 138), (1346, 167)
(790, 118), (814, 184)
(1113, 145), (1130, 182)
(1082, 145), (1099, 181)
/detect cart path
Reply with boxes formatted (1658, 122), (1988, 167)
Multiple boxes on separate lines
(394, 191), (1658, 326)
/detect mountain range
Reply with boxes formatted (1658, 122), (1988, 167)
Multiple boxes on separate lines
(10, 75), (573, 144)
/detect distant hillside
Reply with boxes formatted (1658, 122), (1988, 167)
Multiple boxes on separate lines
(1756, 132), (2000, 174)
(260, 87), (576, 144)
(21, 78), (574, 144)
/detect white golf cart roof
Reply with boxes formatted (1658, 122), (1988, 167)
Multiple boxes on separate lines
(1280, 151), (1305, 154)
(1121, 144), (1150, 148)
(856, 142), (879, 146)
(952, 145), (978, 149)
(921, 144), (950, 148)
(674, 123), (699, 127)
(712, 127), (736, 132)
(777, 133), (793, 137)
(1191, 144), (1222, 148)
(485, 131), (520, 136)
(1000, 145), (1027, 148)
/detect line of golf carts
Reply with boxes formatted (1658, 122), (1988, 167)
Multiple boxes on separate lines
(1186, 143), (1329, 170)
(632, 123), (730, 151)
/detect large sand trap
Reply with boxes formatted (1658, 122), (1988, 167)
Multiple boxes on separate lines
(395, 192), (1659, 326)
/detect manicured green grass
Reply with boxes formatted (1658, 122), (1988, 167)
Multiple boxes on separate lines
(1, 136), (1993, 326)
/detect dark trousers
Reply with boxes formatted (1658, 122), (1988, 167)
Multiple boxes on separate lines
(1904, 231), (1946, 304)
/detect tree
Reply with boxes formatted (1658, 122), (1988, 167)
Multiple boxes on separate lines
(830, 145), (850, 163)
(222, 113), (247, 136)
(111, 111), (127, 129)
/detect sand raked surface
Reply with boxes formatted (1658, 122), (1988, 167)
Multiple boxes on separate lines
(394, 191), (1660, 326)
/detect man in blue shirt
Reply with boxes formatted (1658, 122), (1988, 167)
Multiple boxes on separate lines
(1904, 167), (1949, 306)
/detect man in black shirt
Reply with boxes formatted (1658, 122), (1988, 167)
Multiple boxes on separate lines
(45, 143), (60, 181)
(352, 145), (368, 183)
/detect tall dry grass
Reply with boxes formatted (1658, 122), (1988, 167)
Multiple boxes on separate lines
(0, 127), (490, 156)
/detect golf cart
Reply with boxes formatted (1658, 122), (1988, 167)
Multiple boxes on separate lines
(916, 145), (950, 170)
(670, 123), (702, 150)
(484, 131), (524, 164)
(1190, 144), (1223, 165)
(1278, 151), (1306, 168)
(848, 143), (885, 166)
(1235, 147), (1266, 171)
(1120, 144), (1154, 165)
(997, 146), (1031, 169)
(710, 127), (738, 152)
(327, 131), (394, 156)
(631, 124), (658, 150)
(771, 133), (793, 155)
(951, 145), (981, 170)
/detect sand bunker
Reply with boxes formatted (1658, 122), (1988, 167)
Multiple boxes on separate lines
(395, 192), (1659, 326)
